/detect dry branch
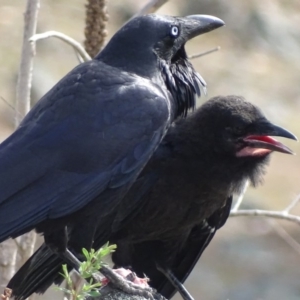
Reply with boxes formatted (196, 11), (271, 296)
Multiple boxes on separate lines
(15, 0), (40, 126)
(0, 0), (40, 289)
(231, 180), (249, 212)
(230, 209), (300, 225)
(188, 46), (221, 60)
(230, 182), (300, 226)
(133, 0), (168, 17)
(15, 0), (40, 279)
(30, 31), (91, 62)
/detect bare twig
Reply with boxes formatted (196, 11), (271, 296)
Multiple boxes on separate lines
(188, 46), (221, 60)
(231, 180), (249, 212)
(283, 194), (300, 213)
(268, 220), (300, 255)
(30, 31), (91, 62)
(0, 97), (15, 112)
(84, 0), (109, 58)
(229, 184), (300, 228)
(133, 0), (168, 18)
(15, 3), (41, 298)
(230, 209), (300, 226)
(15, 0), (40, 126)
(0, 0), (40, 289)
(0, 97), (22, 121)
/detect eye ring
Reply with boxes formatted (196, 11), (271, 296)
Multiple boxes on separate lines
(170, 26), (179, 37)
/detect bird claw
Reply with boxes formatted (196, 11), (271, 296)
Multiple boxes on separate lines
(100, 266), (162, 300)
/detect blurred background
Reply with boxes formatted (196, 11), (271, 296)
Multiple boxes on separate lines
(0, 0), (300, 299)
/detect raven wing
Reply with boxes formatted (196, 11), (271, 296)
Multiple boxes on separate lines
(150, 196), (233, 299)
(0, 60), (170, 241)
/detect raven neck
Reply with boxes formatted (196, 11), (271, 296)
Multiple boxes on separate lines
(97, 42), (202, 119)
(159, 58), (202, 118)
(96, 45), (159, 79)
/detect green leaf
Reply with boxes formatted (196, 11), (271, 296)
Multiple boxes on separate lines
(55, 244), (118, 300)
(88, 290), (101, 297)
(82, 248), (89, 259)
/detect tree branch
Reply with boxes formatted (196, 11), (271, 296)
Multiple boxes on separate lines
(268, 220), (300, 255)
(15, 0), (40, 293)
(133, 0), (168, 18)
(0, 0), (40, 289)
(15, 0), (40, 126)
(30, 31), (91, 62)
(188, 46), (221, 60)
(231, 180), (249, 212)
(283, 194), (300, 213)
(230, 209), (300, 226)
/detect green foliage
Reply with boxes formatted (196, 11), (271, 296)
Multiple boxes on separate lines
(57, 243), (117, 300)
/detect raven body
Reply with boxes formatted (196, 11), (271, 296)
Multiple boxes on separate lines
(0, 14), (224, 260)
(8, 96), (297, 299)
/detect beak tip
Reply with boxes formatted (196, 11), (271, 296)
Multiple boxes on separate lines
(271, 124), (298, 142)
(209, 15), (225, 28)
(185, 14), (225, 32)
(199, 15), (225, 28)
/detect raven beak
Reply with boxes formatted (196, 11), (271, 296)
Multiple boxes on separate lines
(182, 15), (225, 41)
(236, 123), (297, 157)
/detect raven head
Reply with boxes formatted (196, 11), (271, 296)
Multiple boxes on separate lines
(99, 14), (224, 117)
(188, 95), (297, 187)
(152, 14), (225, 117)
(197, 95), (297, 159)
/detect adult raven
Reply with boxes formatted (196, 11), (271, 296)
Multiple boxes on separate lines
(0, 14), (224, 268)
(8, 96), (297, 300)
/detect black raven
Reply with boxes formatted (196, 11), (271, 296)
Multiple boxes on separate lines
(0, 14), (224, 268)
(8, 96), (297, 300)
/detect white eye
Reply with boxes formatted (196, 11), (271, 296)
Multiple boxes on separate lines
(170, 26), (179, 37)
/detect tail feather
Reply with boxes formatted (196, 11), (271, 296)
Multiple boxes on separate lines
(8, 245), (64, 300)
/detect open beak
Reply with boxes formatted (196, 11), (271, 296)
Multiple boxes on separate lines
(181, 15), (225, 41)
(236, 123), (297, 157)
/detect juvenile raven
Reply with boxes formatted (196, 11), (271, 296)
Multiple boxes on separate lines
(0, 14), (224, 268)
(8, 96), (297, 300)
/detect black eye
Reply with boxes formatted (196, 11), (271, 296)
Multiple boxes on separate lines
(170, 26), (179, 37)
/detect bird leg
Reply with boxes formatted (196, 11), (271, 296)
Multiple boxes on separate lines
(156, 265), (194, 300)
(61, 251), (158, 299)
(44, 228), (81, 267)
(62, 252), (159, 299)
(60, 248), (81, 270)
(44, 229), (161, 299)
